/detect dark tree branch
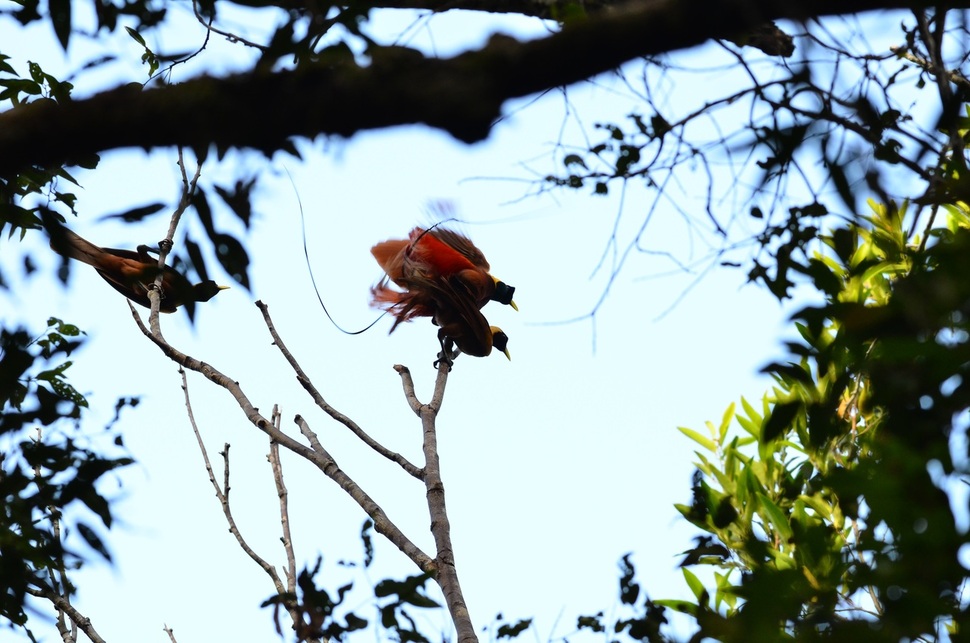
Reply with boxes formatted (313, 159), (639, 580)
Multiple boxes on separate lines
(226, 0), (612, 20)
(0, 0), (952, 176)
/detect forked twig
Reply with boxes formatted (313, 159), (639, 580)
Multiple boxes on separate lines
(258, 300), (424, 479)
(133, 306), (436, 574)
(180, 368), (286, 592)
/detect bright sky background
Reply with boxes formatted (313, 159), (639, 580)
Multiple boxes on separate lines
(0, 4), (808, 642)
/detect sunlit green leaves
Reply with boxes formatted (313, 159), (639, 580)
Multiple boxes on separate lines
(667, 197), (967, 639)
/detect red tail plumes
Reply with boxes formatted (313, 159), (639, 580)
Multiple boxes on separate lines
(370, 226), (516, 359)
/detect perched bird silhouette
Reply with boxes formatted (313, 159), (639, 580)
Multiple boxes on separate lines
(42, 212), (227, 315)
(370, 226), (515, 359)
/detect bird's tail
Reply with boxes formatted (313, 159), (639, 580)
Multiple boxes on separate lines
(41, 210), (104, 267)
(370, 238), (409, 285)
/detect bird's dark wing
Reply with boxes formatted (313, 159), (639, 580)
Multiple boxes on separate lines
(427, 275), (495, 357)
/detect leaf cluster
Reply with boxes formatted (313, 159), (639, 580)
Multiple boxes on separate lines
(0, 318), (134, 632)
(668, 199), (970, 641)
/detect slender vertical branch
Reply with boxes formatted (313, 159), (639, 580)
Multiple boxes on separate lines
(146, 149), (203, 336)
(180, 368), (287, 592)
(268, 407), (298, 593)
(396, 360), (478, 643)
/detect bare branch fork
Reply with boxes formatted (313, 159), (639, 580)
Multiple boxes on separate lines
(180, 369), (321, 641)
(128, 151), (479, 641)
(138, 302), (479, 642)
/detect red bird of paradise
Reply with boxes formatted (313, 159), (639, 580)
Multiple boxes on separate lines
(370, 226), (516, 359)
(43, 212), (228, 315)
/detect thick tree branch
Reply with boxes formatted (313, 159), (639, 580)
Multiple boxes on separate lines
(228, 0), (611, 19)
(0, 0), (949, 176)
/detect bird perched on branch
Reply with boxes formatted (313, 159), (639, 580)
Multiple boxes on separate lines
(42, 211), (227, 315)
(370, 226), (515, 360)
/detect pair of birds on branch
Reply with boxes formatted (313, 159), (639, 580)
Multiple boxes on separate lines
(43, 214), (515, 362)
(370, 226), (516, 361)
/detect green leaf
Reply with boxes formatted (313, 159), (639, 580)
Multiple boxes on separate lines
(678, 426), (717, 452)
(756, 493), (793, 542)
(48, 377), (88, 407)
(496, 619), (532, 639)
(124, 26), (146, 46)
(652, 598), (697, 616)
(682, 567), (708, 606)
(718, 402), (736, 442)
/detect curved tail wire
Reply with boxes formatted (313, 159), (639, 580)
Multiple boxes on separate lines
(287, 168), (385, 336)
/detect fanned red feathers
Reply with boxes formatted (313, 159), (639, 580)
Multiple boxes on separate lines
(370, 226), (514, 357)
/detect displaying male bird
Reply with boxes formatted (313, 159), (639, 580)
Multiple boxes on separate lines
(42, 213), (228, 314)
(370, 226), (515, 360)
(371, 227), (516, 323)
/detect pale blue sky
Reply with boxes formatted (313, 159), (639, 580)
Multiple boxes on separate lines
(0, 5), (801, 641)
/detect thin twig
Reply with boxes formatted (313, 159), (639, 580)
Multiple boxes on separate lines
(163, 624), (178, 643)
(268, 407), (323, 643)
(180, 368), (287, 594)
(393, 365), (422, 413)
(258, 300), (424, 479)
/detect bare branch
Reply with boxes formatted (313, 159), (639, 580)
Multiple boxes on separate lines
(393, 365), (423, 414)
(131, 304), (436, 574)
(268, 407), (298, 593)
(292, 414), (436, 573)
(180, 368), (287, 593)
(397, 359), (476, 643)
(27, 587), (106, 643)
(163, 624), (179, 643)
(258, 300), (424, 478)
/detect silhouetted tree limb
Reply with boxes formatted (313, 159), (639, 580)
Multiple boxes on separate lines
(0, 0), (955, 176)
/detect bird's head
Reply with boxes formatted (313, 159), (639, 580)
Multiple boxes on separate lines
(193, 281), (230, 303)
(490, 327), (511, 360)
(491, 277), (517, 310)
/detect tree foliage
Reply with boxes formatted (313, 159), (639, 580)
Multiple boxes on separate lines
(663, 198), (970, 640)
(6, 0), (970, 642)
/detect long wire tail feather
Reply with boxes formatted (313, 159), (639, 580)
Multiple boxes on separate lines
(289, 168), (385, 336)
